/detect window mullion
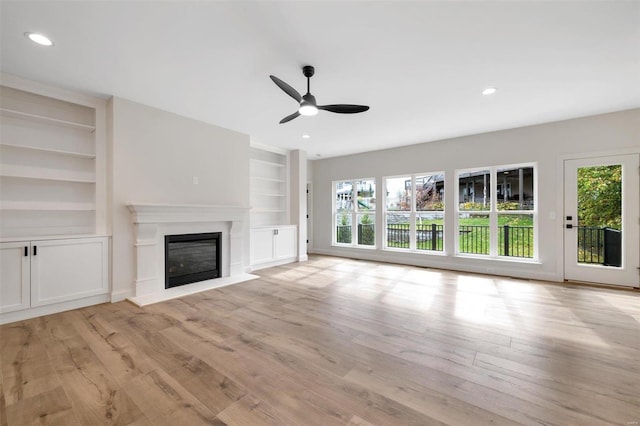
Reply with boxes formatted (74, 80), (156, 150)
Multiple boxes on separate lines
(352, 179), (357, 246)
(410, 175), (416, 250)
(490, 167), (498, 257)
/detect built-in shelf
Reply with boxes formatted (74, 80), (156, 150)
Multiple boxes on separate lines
(0, 201), (96, 211)
(251, 192), (286, 197)
(252, 208), (286, 213)
(0, 233), (109, 244)
(250, 146), (289, 227)
(251, 176), (285, 183)
(250, 158), (286, 168)
(0, 81), (104, 243)
(0, 108), (96, 133)
(0, 165), (96, 184)
(0, 143), (96, 159)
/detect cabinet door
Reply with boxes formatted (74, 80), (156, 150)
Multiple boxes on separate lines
(0, 242), (30, 313)
(275, 226), (297, 260)
(251, 228), (276, 265)
(31, 237), (108, 307)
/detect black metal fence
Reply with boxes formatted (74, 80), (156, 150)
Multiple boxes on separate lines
(336, 225), (351, 244)
(417, 224), (443, 251)
(339, 222), (621, 265)
(459, 225), (491, 255)
(336, 224), (376, 245)
(386, 224), (444, 251)
(357, 224), (375, 246)
(577, 227), (621, 266)
(498, 225), (533, 258)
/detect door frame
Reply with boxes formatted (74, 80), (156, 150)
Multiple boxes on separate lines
(558, 148), (640, 287)
(306, 181), (313, 250)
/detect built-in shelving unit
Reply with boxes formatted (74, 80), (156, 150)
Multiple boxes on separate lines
(249, 146), (289, 227)
(0, 75), (109, 325)
(0, 83), (104, 238)
(0, 108), (96, 132)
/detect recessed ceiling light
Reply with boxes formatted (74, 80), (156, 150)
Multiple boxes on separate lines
(482, 87), (497, 96)
(25, 32), (54, 46)
(302, 134), (310, 139)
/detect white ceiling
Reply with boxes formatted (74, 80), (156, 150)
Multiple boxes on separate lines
(1, 1), (639, 159)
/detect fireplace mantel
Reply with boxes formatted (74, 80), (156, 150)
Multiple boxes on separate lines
(126, 203), (255, 306)
(127, 203), (251, 224)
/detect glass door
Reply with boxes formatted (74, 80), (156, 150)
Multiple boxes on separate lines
(564, 154), (639, 287)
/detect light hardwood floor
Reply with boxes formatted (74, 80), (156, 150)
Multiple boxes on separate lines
(1, 255), (639, 425)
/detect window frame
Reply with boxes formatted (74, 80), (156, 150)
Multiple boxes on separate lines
(383, 172), (446, 253)
(332, 178), (377, 248)
(455, 162), (538, 261)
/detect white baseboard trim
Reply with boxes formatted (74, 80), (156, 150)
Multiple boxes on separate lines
(0, 293), (111, 325)
(111, 288), (135, 303)
(309, 247), (563, 283)
(298, 254), (309, 262)
(250, 257), (298, 271)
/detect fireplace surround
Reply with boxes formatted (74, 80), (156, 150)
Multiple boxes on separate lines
(127, 204), (256, 305)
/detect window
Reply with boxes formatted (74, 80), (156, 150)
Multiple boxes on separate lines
(456, 164), (536, 259)
(333, 179), (376, 247)
(384, 172), (445, 252)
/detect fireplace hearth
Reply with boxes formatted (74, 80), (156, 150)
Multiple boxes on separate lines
(165, 232), (221, 289)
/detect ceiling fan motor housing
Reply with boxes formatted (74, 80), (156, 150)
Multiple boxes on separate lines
(302, 65), (315, 78)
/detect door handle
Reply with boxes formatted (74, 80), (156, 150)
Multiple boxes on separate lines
(566, 224), (573, 229)
(33, 245), (37, 256)
(24, 246), (28, 257)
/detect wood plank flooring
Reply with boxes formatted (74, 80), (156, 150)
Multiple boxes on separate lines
(1, 255), (639, 425)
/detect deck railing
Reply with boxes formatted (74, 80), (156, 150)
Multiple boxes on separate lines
(577, 226), (621, 266)
(385, 224), (444, 251)
(339, 223), (620, 265)
(459, 225), (491, 255)
(498, 225), (533, 258)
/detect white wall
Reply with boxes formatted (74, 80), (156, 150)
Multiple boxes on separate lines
(290, 150), (308, 261)
(311, 109), (640, 282)
(109, 97), (250, 300)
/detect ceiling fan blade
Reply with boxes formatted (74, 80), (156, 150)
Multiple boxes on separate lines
(270, 75), (302, 103)
(318, 104), (370, 114)
(279, 111), (300, 124)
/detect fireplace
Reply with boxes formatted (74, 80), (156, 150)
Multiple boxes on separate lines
(164, 232), (221, 289)
(127, 203), (255, 306)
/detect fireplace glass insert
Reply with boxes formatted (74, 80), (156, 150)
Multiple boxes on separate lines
(164, 232), (221, 289)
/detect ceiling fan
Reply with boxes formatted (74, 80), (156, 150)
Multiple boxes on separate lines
(269, 65), (370, 124)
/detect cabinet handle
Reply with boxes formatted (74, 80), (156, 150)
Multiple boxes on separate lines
(33, 245), (37, 256)
(24, 246), (28, 257)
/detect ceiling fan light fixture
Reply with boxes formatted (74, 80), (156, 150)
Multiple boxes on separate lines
(25, 32), (54, 46)
(299, 104), (318, 116)
(270, 65), (369, 124)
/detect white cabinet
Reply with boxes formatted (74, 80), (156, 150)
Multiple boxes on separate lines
(274, 226), (297, 260)
(250, 225), (297, 269)
(0, 242), (30, 313)
(251, 227), (276, 265)
(0, 236), (109, 323)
